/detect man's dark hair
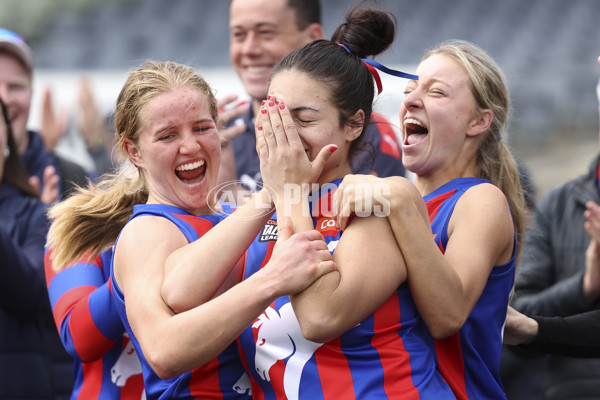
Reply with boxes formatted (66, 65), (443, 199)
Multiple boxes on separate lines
(288, 0), (321, 30)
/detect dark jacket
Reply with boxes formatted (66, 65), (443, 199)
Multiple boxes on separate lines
(0, 184), (73, 399)
(512, 153), (600, 399)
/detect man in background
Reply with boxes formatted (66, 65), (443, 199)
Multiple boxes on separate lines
(510, 60), (600, 399)
(0, 28), (89, 203)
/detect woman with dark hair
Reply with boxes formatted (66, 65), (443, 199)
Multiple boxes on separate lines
(0, 97), (73, 398)
(163, 3), (455, 399)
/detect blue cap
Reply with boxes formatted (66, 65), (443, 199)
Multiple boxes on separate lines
(0, 29), (33, 74)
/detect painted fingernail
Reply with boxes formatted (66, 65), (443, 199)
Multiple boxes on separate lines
(279, 104), (285, 110)
(268, 101), (275, 107)
(267, 95), (272, 100)
(261, 100), (266, 106)
(261, 109), (268, 114)
(330, 145), (338, 153)
(257, 126), (263, 131)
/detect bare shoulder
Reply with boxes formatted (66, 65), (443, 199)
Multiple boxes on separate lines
(448, 182), (515, 267)
(452, 182), (513, 242)
(460, 182), (510, 214)
(114, 215), (188, 282)
(119, 215), (186, 248)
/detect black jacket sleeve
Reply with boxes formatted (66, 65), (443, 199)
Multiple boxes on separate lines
(530, 310), (600, 358)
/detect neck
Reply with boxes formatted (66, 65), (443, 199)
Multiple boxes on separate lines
(251, 98), (262, 118)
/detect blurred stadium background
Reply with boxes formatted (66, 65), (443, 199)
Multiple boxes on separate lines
(1, 0), (598, 196)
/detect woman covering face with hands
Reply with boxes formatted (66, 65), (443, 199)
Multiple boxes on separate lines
(233, 4), (456, 399)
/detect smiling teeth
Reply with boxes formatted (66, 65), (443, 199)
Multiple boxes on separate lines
(247, 66), (270, 73)
(176, 160), (205, 171)
(404, 118), (424, 127)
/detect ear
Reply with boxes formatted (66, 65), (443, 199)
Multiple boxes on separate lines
(123, 139), (144, 168)
(304, 23), (324, 42)
(466, 108), (493, 138)
(344, 109), (365, 142)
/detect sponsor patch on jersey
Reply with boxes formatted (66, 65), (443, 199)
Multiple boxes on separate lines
(315, 216), (339, 237)
(258, 219), (278, 242)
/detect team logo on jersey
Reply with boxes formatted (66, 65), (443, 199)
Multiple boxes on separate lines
(258, 219), (278, 242)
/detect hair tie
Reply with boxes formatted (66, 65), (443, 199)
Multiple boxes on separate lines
(336, 42), (418, 95)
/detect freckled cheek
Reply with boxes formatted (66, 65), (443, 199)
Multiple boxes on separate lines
(203, 136), (222, 162)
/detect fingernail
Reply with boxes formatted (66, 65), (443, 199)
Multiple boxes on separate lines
(330, 145), (338, 153)
(257, 126), (263, 131)
(261, 109), (268, 114)
(261, 100), (266, 106)
(268, 101), (275, 107)
(279, 104), (285, 110)
(267, 95), (272, 100)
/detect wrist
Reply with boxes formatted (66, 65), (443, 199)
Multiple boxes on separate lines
(524, 317), (540, 344)
(582, 270), (600, 305)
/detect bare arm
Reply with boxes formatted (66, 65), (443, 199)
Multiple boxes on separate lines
(161, 189), (273, 312)
(290, 215), (406, 343)
(335, 176), (514, 338)
(115, 216), (335, 379)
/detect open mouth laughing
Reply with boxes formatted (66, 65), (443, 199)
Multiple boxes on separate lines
(404, 118), (429, 146)
(175, 160), (206, 183)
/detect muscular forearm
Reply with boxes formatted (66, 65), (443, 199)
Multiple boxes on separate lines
(162, 190), (273, 311)
(387, 196), (467, 338)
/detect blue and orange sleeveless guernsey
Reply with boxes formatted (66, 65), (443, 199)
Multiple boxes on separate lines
(424, 177), (516, 400)
(238, 179), (455, 400)
(110, 203), (251, 400)
(45, 247), (145, 399)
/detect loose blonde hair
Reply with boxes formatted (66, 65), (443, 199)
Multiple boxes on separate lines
(424, 40), (526, 261)
(47, 61), (218, 271)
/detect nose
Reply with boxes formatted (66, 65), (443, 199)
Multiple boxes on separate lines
(0, 84), (9, 102)
(179, 133), (201, 154)
(402, 87), (422, 111)
(241, 32), (262, 56)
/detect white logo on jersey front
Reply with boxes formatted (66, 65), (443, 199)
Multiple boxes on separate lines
(111, 333), (146, 399)
(233, 372), (251, 395)
(252, 303), (323, 400)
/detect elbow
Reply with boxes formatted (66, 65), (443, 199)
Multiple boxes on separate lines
(297, 313), (345, 344)
(426, 314), (466, 340)
(145, 346), (184, 380)
(161, 283), (197, 315)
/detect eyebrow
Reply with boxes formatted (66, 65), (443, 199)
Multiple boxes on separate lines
(291, 106), (319, 113)
(152, 118), (213, 137)
(230, 22), (278, 31)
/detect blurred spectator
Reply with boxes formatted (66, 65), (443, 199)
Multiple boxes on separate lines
(0, 95), (73, 399)
(40, 77), (118, 177)
(499, 160), (546, 400)
(0, 28), (90, 203)
(504, 304), (600, 357)
(75, 77), (118, 175)
(510, 58), (600, 400)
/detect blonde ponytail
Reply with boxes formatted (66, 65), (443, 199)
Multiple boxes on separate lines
(47, 163), (147, 271)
